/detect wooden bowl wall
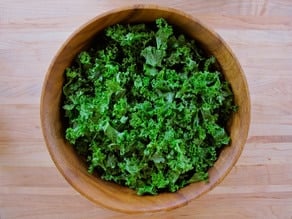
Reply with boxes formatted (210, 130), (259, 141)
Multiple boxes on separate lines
(40, 5), (250, 213)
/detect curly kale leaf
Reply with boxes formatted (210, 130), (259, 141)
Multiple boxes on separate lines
(62, 18), (237, 195)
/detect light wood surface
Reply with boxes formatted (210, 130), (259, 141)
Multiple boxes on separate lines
(1, 0), (291, 218)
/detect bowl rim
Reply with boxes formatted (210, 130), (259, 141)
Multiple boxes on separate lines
(40, 4), (251, 213)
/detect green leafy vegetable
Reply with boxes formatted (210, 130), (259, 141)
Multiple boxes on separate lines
(62, 18), (237, 195)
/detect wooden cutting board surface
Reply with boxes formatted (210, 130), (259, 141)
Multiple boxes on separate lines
(1, 0), (292, 218)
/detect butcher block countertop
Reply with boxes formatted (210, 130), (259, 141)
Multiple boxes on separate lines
(1, 0), (292, 218)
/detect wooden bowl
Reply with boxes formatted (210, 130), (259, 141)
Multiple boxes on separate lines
(40, 5), (250, 213)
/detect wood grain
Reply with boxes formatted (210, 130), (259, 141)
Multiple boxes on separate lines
(1, 0), (292, 218)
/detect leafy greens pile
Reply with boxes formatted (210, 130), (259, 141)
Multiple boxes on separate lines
(62, 18), (237, 195)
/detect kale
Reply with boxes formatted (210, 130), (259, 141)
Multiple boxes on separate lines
(62, 18), (237, 195)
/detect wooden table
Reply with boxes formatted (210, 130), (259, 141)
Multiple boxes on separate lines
(1, 1), (292, 218)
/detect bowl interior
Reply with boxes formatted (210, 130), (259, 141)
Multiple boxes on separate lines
(41, 5), (250, 213)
